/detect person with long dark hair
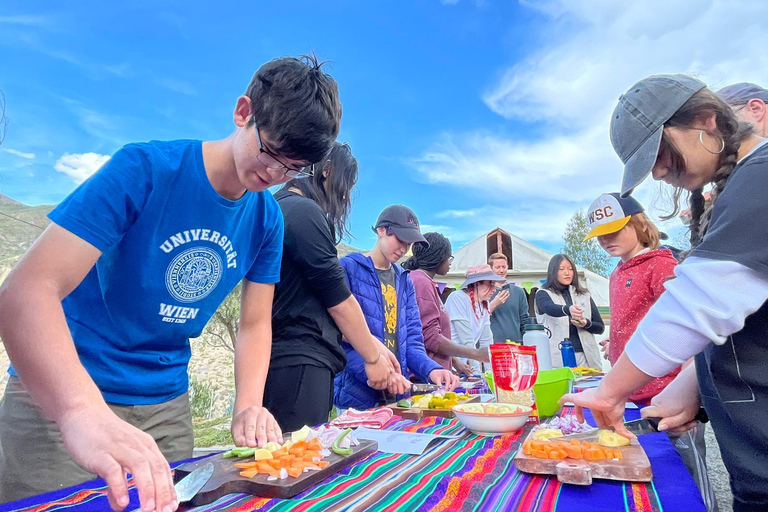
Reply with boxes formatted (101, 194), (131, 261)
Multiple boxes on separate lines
(402, 233), (489, 372)
(265, 143), (399, 432)
(535, 254), (604, 370)
(563, 74), (768, 511)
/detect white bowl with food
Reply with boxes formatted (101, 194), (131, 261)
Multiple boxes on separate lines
(452, 402), (533, 437)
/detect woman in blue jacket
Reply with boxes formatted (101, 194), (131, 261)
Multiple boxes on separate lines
(334, 205), (459, 410)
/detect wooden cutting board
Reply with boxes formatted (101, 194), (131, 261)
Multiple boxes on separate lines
(387, 395), (481, 420)
(513, 430), (652, 485)
(175, 439), (378, 504)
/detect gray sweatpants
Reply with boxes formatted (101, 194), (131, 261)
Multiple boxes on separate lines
(0, 376), (194, 504)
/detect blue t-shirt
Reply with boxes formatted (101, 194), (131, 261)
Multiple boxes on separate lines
(11, 140), (284, 405)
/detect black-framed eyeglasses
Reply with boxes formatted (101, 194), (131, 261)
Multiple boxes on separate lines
(255, 124), (315, 179)
(448, 255), (455, 263)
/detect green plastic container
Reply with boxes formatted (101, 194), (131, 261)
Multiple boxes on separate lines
(484, 371), (495, 394)
(533, 367), (575, 417)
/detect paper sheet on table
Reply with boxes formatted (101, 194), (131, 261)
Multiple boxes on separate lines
(354, 427), (463, 455)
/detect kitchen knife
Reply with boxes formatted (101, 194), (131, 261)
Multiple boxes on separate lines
(411, 383), (440, 394)
(129, 461), (214, 512)
(625, 408), (709, 436)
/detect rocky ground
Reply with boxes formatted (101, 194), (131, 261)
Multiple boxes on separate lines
(704, 424), (733, 512)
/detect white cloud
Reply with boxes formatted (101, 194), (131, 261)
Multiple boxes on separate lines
(0, 15), (50, 26)
(1, 148), (36, 159)
(411, 0), (768, 245)
(154, 76), (197, 96)
(484, 0), (768, 128)
(410, 124), (618, 203)
(54, 152), (110, 184)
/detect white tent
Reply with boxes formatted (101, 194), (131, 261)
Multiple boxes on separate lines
(435, 228), (610, 310)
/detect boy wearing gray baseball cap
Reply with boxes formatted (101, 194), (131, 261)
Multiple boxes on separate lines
(334, 205), (458, 410)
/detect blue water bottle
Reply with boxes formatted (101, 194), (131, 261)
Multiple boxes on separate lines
(559, 339), (577, 368)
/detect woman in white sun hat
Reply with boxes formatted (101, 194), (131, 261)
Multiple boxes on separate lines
(444, 265), (506, 375)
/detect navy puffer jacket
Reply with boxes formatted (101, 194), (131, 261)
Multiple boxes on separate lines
(334, 252), (442, 409)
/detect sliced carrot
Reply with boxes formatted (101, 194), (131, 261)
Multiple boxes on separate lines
(307, 438), (323, 452)
(280, 455), (296, 468)
(239, 469), (260, 478)
(234, 462), (259, 469)
(267, 469), (281, 478)
(563, 444), (582, 459)
(289, 448), (306, 457)
(522, 441), (532, 455)
(292, 440), (307, 451)
(317, 460), (330, 468)
(272, 449), (288, 458)
(532, 449), (549, 459)
(287, 466), (303, 478)
(267, 459), (281, 469)
(613, 449), (623, 460)
(530, 440), (545, 451)
(304, 450), (322, 459)
(256, 462), (273, 473)
(583, 448), (597, 460)
(569, 439), (581, 446)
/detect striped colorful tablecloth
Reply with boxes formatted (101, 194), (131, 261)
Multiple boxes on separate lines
(0, 408), (705, 512)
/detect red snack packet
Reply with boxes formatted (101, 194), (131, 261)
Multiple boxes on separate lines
(489, 343), (539, 421)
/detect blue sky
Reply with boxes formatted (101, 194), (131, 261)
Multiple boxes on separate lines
(1, 0), (765, 253)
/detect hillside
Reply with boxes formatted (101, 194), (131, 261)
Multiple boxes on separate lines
(0, 193), (52, 271)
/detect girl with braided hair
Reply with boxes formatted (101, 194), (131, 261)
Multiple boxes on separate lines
(403, 233), (490, 374)
(444, 265), (505, 375)
(563, 75), (768, 512)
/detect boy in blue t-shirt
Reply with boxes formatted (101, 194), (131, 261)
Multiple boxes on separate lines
(0, 56), (341, 511)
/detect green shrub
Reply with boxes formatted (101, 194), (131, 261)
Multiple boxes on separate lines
(189, 376), (215, 420)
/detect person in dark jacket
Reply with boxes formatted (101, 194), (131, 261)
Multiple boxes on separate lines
(487, 252), (531, 343)
(335, 205), (458, 410)
(266, 144), (399, 431)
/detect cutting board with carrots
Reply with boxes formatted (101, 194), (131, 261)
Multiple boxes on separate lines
(513, 430), (652, 485)
(175, 439), (378, 503)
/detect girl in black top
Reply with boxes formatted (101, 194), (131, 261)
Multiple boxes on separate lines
(265, 143), (399, 431)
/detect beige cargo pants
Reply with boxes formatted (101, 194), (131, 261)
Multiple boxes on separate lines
(0, 376), (194, 504)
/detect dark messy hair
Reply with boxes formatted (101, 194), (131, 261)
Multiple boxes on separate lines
(281, 142), (358, 243)
(542, 254), (587, 295)
(245, 53), (342, 164)
(402, 232), (452, 271)
(657, 88), (754, 247)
